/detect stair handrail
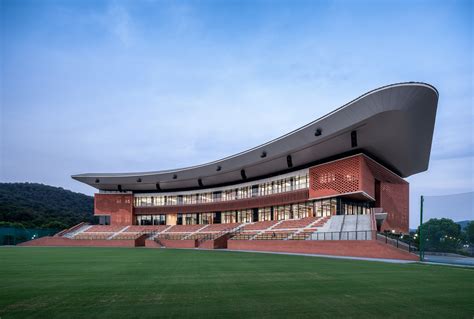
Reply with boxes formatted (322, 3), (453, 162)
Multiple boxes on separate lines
(197, 226), (238, 245)
(54, 222), (89, 237)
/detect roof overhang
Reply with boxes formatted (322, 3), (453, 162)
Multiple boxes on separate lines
(72, 82), (438, 192)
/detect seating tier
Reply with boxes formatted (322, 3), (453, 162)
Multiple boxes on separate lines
(74, 233), (112, 240)
(273, 217), (317, 229)
(241, 220), (278, 231)
(203, 223), (241, 232)
(164, 224), (206, 233)
(124, 225), (168, 233)
(87, 225), (125, 232)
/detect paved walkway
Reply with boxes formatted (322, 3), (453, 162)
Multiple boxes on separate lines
(185, 248), (417, 264)
(423, 255), (474, 267)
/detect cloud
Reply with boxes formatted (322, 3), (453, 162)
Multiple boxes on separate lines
(1, 0), (472, 221)
(101, 3), (134, 47)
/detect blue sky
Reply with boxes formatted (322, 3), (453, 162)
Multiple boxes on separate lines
(1, 0), (472, 226)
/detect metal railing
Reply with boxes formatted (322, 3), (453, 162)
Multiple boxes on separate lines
(154, 233), (190, 240)
(310, 230), (374, 241)
(376, 233), (417, 253)
(231, 232), (306, 240)
(230, 230), (375, 241)
(196, 230), (229, 245)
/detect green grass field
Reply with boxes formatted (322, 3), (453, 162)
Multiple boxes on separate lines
(0, 247), (473, 318)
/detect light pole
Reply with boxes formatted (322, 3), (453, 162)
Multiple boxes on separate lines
(419, 195), (424, 261)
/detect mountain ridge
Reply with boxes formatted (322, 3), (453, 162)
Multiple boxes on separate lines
(0, 182), (93, 229)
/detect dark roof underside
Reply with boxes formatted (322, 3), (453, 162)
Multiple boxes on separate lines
(72, 82), (438, 192)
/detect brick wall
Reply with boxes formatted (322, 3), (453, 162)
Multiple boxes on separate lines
(364, 156), (409, 232)
(159, 239), (197, 248)
(145, 239), (162, 248)
(95, 193), (133, 226)
(308, 155), (409, 232)
(19, 237), (138, 247)
(227, 240), (418, 261)
(198, 235), (229, 249)
(309, 155), (362, 198)
(378, 182), (409, 232)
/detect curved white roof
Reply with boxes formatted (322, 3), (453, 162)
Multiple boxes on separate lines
(72, 82), (438, 191)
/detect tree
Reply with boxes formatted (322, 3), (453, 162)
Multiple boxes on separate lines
(0, 183), (93, 229)
(465, 221), (474, 244)
(418, 218), (461, 253)
(41, 221), (68, 230)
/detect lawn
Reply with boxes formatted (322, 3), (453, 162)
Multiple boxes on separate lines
(0, 247), (473, 318)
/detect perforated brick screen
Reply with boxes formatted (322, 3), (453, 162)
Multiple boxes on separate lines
(309, 155), (409, 232)
(309, 155), (362, 198)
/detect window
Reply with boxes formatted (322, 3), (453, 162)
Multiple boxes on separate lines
(98, 215), (110, 225)
(137, 215), (152, 225)
(237, 209), (252, 223)
(258, 207), (272, 221)
(153, 214), (166, 225)
(132, 173), (310, 207)
(183, 213), (198, 225)
(251, 185), (259, 197)
(275, 205), (291, 220)
(213, 192), (222, 202)
(222, 212), (237, 224)
(200, 213), (215, 224)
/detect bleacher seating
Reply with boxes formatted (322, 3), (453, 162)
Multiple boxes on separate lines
(123, 225), (168, 233)
(61, 214), (352, 243)
(187, 232), (223, 240)
(273, 217), (317, 229)
(155, 233), (190, 240)
(73, 233), (112, 240)
(164, 224), (206, 233)
(112, 233), (142, 240)
(240, 220), (278, 231)
(86, 225), (125, 232)
(230, 232), (258, 240)
(230, 216), (332, 241)
(254, 230), (295, 240)
(203, 223), (241, 232)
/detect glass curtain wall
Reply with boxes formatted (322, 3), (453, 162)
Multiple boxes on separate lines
(136, 214), (166, 225)
(176, 213), (199, 225)
(134, 173), (309, 207)
(258, 207), (272, 221)
(135, 198), (373, 225)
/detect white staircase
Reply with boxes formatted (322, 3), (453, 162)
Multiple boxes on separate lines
(107, 226), (130, 240)
(64, 225), (92, 238)
(150, 225), (174, 239)
(310, 215), (374, 240)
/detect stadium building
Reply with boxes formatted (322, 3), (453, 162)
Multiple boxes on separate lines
(23, 82), (438, 260)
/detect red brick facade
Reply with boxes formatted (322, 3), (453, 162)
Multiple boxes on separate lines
(94, 193), (133, 226)
(19, 236), (146, 247)
(309, 155), (362, 198)
(227, 240), (418, 261)
(94, 154), (409, 232)
(377, 182), (409, 232)
(364, 156), (409, 233)
(22, 237), (417, 261)
(309, 155), (409, 232)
